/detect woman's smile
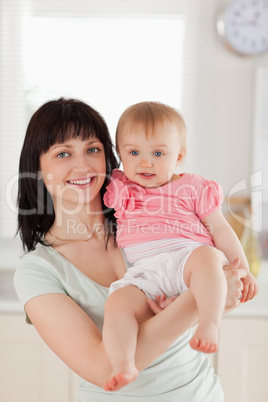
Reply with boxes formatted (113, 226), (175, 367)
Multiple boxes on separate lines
(67, 176), (95, 187)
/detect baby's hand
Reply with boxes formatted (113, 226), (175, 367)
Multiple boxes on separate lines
(241, 271), (259, 303)
(147, 294), (176, 315)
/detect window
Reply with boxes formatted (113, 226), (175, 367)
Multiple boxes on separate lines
(0, 0), (186, 238)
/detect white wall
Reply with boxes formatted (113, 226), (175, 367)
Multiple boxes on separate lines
(183, 0), (268, 197)
(1, 0), (268, 235)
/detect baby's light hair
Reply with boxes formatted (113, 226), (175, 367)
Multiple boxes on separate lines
(116, 101), (187, 154)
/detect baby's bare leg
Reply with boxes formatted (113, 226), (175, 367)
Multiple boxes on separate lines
(103, 285), (152, 391)
(183, 246), (227, 353)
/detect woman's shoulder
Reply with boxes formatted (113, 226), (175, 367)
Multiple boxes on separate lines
(17, 243), (59, 268)
(15, 243), (79, 282)
(14, 243), (68, 309)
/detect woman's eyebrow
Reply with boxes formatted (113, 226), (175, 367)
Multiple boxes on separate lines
(87, 140), (102, 145)
(50, 140), (101, 151)
(50, 144), (72, 151)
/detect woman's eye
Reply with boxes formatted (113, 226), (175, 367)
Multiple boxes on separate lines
(57, 152), (70, 158)
(130, 150), (139, 156)
(87, 147), (99, 154)
(154, 151), (163, 157)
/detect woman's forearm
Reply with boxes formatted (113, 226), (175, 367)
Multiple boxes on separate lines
(135, 262), (247, 371)
(90, 264), (245, 381)
(93, 292), (197, 387)
(25, 263), (244, 389)
(135, 289), (197, 371)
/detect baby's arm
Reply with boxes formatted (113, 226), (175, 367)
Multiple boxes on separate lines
(202, 210), (258, 303)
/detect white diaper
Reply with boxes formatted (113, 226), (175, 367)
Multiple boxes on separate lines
(109, 245), (204, 299)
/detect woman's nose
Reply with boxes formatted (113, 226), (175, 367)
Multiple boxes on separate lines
(73, 155), (90, 171)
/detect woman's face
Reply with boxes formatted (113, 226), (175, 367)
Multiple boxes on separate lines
(40, 137), (106, 214)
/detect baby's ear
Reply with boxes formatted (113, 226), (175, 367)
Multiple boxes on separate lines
(176, 151), (185, 165)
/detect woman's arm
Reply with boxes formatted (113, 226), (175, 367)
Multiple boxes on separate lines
(147, 258), (246, 315)
(25, 261), (246, 388)
(25, 290), (197, 388)
(25, 294), (112, 387)
(202, 210), (258, 302)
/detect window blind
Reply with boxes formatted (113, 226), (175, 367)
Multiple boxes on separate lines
(0, 0), (188, 238)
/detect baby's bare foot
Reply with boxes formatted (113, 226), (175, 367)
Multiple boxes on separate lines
(105, 368), (139, 392)
(189, 323), (219, 353)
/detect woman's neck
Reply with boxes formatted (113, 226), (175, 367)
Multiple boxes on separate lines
(51, 197), (106, 240)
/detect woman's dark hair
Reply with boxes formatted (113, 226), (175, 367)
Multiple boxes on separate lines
(17, 97), (119, 251)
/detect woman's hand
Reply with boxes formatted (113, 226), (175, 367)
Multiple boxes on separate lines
(223, 257), (249, 310)
(240, 271), (259, 303)
(147, 257), (250, 315)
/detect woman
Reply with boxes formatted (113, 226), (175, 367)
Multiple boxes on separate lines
(14, 98), (246, 401)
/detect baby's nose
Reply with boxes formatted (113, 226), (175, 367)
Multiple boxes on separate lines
(140, 158), (153, 168)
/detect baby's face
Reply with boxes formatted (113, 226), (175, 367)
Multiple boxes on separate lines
(117, 122), (184, 188)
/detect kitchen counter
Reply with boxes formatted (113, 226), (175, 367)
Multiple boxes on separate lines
(0, 237), (268, 316)
(0, 237), (23, 313)
(0, 268), (23, 313)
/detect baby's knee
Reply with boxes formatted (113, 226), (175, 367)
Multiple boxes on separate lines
(105, 285), (138, 311)
(202, 246), (226, 266)
(190, 245), (226, 268)
(105, 289), (123, 313)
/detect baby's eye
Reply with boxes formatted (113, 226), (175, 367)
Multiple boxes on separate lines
(130, 150), (139, 156)
(154, 151), (164, 157)
(57, 151), (70, 158)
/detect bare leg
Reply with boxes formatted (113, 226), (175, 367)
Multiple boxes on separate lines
(103, 285), (152, 391)
(183, 246), (227, 353)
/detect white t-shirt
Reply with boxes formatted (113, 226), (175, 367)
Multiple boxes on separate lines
(14, 243), (224, 402)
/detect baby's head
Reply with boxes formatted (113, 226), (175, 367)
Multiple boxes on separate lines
(116, 101), (186, 187)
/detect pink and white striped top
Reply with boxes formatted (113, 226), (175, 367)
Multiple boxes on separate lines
(104, 169), (223, 262)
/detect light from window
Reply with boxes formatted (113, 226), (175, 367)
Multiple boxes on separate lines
(1, 15), (185, 237)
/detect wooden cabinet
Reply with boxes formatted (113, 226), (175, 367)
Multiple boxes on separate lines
(1, 313), (268, 402)
(216, 317), (268, 402)
(0, 314), (79, 402)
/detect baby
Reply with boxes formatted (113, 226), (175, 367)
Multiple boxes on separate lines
(103, 101), (257, 391)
